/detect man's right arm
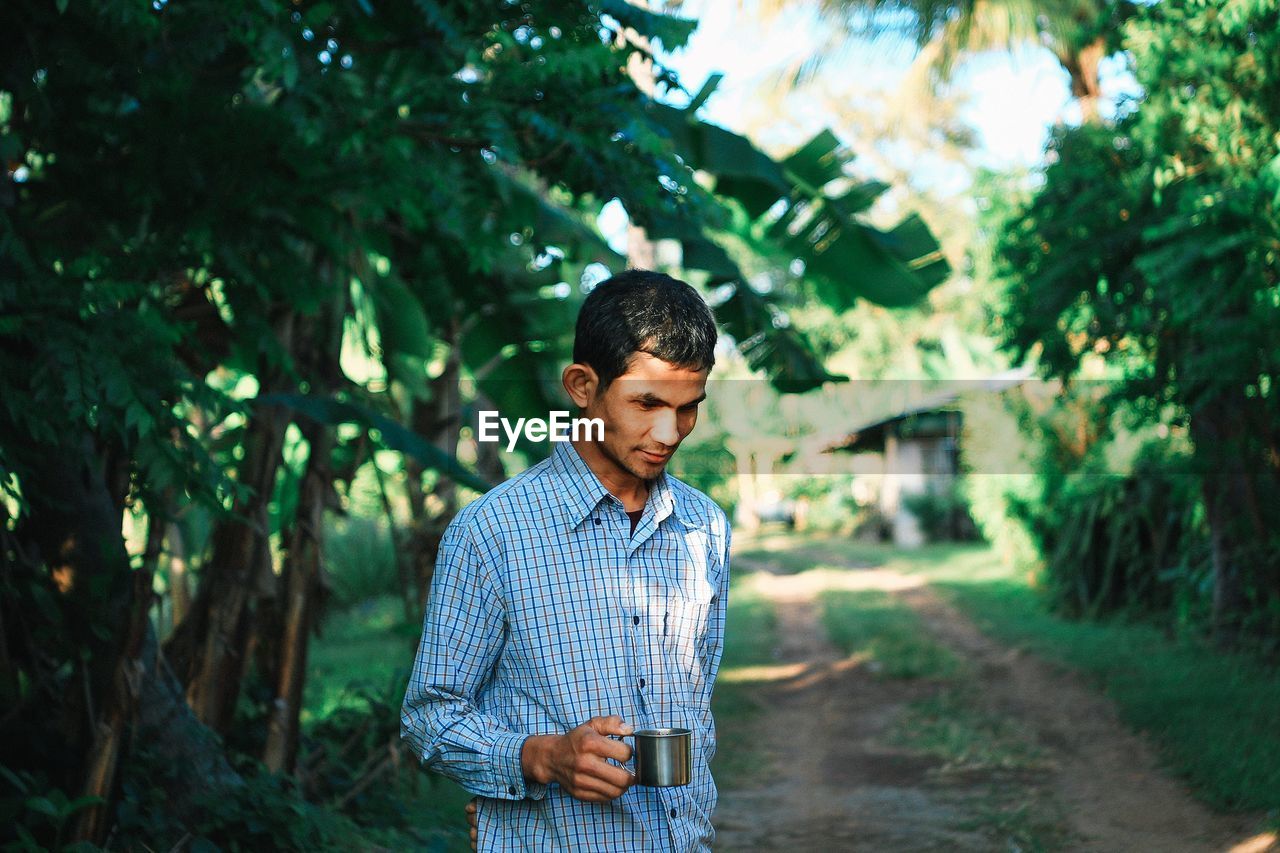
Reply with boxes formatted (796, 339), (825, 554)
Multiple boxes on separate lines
(399, 519), (549, 802)
(401, 516), (636, 805)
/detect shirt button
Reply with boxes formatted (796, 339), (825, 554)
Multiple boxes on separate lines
(593, 517), (601, 525)
(638, 678), (646, 688)
(508, 785), (517, 795)
(670, 807), (677, 818)
(632, 615), (640, 625)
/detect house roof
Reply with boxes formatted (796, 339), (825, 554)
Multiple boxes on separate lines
(821, 368), (1034, 454)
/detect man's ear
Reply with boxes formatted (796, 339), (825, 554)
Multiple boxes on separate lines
(562, 363), (598, 409)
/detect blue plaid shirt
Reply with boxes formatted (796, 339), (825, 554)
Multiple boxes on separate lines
(400, 439), (731, 851)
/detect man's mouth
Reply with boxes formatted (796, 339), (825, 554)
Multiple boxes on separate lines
(640, 450), (671, 463)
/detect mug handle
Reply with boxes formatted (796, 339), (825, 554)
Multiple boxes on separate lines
(606, 733), (638, 778)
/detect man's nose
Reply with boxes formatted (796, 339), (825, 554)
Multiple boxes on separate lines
(651, 410), (680, 446)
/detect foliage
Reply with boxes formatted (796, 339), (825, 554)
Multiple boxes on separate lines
(992, 0), (1280, 641)
(666, 428), (738, 518)
(0, 766), (102, 852)
(323, 514), (400, 609)
(1006, 437), (1212, 623)
(900, 478), (977, 543)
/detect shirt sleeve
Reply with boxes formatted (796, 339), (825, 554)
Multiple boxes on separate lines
(695, 522), (731, 765)
(399, 519), (549, 801)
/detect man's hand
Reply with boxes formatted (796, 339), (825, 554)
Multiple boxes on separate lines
(465, 797), (478, 851)
(520, 715), (636, 803)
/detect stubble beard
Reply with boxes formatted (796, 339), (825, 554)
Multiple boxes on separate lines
(601, 437), (663, 483)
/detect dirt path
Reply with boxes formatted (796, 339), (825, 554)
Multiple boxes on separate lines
(711, 561), (1277, 852)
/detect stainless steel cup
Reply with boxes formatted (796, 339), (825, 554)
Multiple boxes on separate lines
(626, 727), (691, 787)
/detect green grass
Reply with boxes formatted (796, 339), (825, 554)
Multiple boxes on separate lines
(886, 686), (1046, 774)
(895, 694), (1069, 853)
(304, 595), (421, 722)
(818, 588), (963, 680)
(306, 595), (473, 852)
(709, 574), (779, 786)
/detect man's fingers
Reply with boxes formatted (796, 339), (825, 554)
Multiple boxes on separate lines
(573, 754), (634, 792)
(585, 714), (634, 737)
(588, 734), (633, 765)
(569, 774), (630, 802)
(466, 796), (478, 849)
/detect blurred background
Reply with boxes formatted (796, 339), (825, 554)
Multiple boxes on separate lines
(1, 0), (1277, 849)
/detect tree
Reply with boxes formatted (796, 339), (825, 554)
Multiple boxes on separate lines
(992, 0), (1280, 644)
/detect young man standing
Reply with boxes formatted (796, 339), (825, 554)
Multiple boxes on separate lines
(400, 270), (732, 851)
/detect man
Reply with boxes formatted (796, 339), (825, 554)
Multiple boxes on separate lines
(400, 269), (732, 851)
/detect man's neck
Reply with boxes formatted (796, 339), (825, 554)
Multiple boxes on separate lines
(570, 438), (651, 513)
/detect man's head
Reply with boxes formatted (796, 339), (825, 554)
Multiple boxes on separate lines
(563, 269), (717, 482)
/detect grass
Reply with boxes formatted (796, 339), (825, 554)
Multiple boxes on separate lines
(818, 588), (963, 680)
(709, 573), (780, 786)
(886, 687), (1046, 775)
(306, 595), (473, 852)
(304, 595), (421, 722)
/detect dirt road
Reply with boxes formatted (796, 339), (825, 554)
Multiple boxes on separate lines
(710, 557), (1277, 852)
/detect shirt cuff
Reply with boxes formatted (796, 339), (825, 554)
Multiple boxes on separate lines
(492, 730), (549, 801)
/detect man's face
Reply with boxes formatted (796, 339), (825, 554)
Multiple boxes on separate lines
(579, 352), (708, 481)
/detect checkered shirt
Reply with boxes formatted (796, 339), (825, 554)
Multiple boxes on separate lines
(400, 439), (732, 851)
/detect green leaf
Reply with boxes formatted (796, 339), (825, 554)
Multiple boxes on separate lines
(687, 73), (722, 113)
(781, 129), (847, 193)
(261, 394), (493, 493)
(372, 274), (435, 360)
(600, 0), (697, 50)
(24, 796), (58, 819)
(304, 2), (333, 28)
(62, 795), (106, 818)
(718, 284), (848, 393)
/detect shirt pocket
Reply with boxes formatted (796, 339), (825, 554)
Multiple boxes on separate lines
(663, 592), (712, 705)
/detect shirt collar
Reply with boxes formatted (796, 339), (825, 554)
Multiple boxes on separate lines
(547, 440), (705, 532)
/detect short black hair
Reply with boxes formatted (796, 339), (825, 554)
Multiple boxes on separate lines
(573, 269), (717, 392)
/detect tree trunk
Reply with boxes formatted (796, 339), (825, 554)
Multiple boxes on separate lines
(166, 521), (192, 632)
(164, 395), (293, 734)
(255, 287), (346, 773)
(1189, 398), (1277, 646)
(404, 316), (463, 612)
(624, 13), (659, 269)
(13, 435), (134, 788)
(9, 435), (243, 844)
(1057, 36), (1106, 125)
(261, 418), (332, 774)
(72, 508), (165, 843)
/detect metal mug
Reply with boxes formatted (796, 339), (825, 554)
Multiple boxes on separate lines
(623, 727), (691, 787)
